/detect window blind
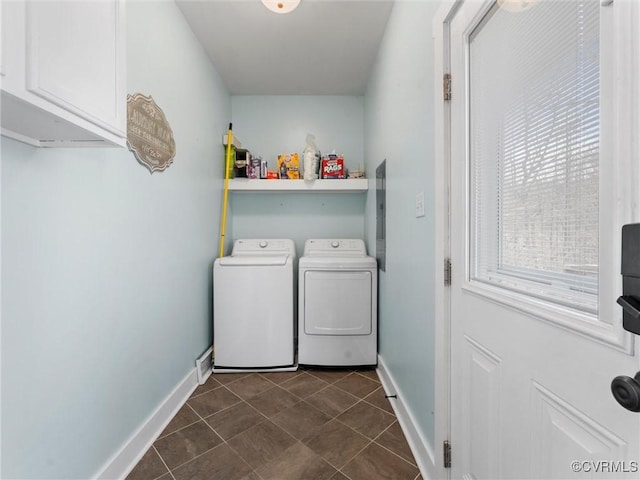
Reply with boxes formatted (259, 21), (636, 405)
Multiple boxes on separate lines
(469, 0), (600, 314)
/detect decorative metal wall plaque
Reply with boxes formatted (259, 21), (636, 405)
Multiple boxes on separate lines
(126, 93), (176, 173)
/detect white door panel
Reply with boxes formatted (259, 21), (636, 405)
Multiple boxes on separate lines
(530, 381), (628, 480)
(447, 1), (640, 479)
(461, 335), (502, 480)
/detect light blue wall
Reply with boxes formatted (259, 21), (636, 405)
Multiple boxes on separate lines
(364, 0), (440, 446)
(0, 2), (230, 478)
(230, 96), (366, 254)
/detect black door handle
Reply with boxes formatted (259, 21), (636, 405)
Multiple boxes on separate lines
(617, 296), (640, 320)
(611, 371), (640, 412)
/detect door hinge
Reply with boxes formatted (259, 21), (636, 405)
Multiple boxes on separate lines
(443, 440), (451, 468)
(443, 73), (452, 101)
(444, 258), (452, 286)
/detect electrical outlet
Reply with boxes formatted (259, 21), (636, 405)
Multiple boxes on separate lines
(415, 192), (425, 217)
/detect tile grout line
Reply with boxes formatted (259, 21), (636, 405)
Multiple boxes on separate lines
(158, 387), (237, 475)
(187, 383), (243, 421)
(337, 470), (355, 480)
(281, 377), (331, 402)
(327, 399), (419, 475)
(369, 419), (420, 469)
(344, 394), (395, 417)
(224, 373), (284, 399)
(223, 413), (301, 479)
(330, 374), (381, 401)
(152, 445), (177, 480)
(269, 380), (339, 415)
(332, 395), (396, 439)
(187, 379), (222, 400)
(155, 402), (203, 441)
(204, 372), (254, 392)
(257, 369), (304, 387)
(243, 395), (282, 424)
(224, 429), (262, 480)
(214, 395), (261, 480)
(309, 409), (377, 472)
(333, 437), (375, 475)
(305, 379), (339, 397)
(157, 438), (222, 474)
(361, 397), (396, 416)
(352, 370), (382, 383)
(306, 370), (354, 385)
(372, 438), (420, 469)
(332, 428), (419, 479)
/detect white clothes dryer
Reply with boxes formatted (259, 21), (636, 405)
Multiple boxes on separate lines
(213, 239), (296, 371)
(298, 239), (377, 366)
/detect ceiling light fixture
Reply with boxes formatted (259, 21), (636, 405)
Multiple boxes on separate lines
(260, 0), (301, 14)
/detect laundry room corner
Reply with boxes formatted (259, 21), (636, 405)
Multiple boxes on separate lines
(229, 95), (366, 253)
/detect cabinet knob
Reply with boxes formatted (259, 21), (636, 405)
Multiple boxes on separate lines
(259, 241), (268, 248)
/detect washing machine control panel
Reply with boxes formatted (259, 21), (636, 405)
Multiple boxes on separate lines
(232, 239), (296, 256)
(303, 239), (367, 256)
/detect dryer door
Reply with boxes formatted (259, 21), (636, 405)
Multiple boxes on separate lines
(304, 270), (372, 335)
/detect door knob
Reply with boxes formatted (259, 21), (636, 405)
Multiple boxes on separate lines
(611, 371), (640, 412)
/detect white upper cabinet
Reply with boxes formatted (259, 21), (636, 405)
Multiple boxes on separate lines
(1, 0), (126, 147)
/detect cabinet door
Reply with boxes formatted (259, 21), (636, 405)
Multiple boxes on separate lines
(25, 0), (125, 138)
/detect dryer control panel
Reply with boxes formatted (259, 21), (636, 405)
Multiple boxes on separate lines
(303, 239), (367, 256)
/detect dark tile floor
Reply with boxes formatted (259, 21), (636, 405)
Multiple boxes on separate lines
(126, 368), (422, 480)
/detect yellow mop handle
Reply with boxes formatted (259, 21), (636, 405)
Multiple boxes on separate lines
(219, 123), (233, 258)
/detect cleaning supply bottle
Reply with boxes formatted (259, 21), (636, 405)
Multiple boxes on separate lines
(303, 134), (320, 181)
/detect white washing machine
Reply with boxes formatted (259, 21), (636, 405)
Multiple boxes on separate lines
(298, 239), (377, 366)
(213, 239), (296, 371)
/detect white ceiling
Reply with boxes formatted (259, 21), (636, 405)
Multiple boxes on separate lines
(176, 0), (395, 95)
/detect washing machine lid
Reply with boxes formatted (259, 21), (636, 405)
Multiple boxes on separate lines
(231, 239), (296, 257)
(218, 255), (290, 267)
(303, 239), (368, 257)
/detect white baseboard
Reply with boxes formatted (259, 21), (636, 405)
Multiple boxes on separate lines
(94, 368), (198, 479)
(377, 355), (439, 480)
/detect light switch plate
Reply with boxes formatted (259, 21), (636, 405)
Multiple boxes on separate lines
(415, 192), (425, 217)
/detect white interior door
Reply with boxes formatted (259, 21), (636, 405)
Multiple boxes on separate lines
(448, 1), (640, 478)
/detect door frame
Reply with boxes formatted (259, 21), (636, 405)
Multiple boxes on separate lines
(433, 1), (461, 478)
(433, 0), (640, 476)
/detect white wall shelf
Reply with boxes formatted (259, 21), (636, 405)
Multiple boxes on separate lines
(227, 178), (368, 193)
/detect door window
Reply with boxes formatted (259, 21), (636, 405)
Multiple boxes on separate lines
(469, 0), (600, 315)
